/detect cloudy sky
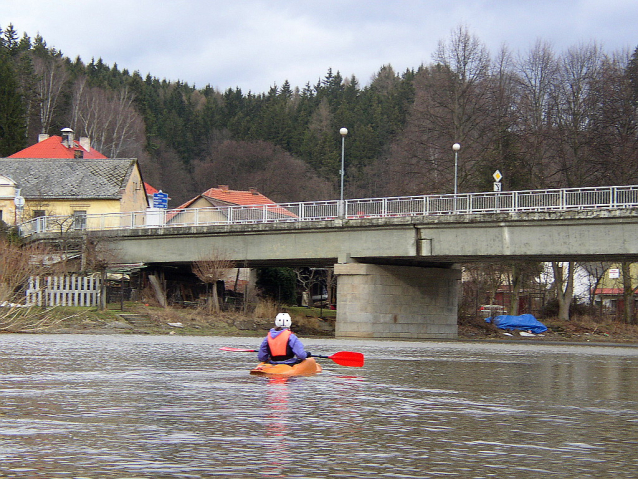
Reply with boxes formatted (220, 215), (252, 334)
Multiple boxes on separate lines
(2, 0), (637, 93)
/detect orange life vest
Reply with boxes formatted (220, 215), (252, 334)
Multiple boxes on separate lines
(267, 329), (292, 360)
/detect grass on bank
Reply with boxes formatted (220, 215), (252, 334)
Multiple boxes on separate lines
(0, 301), (337, 337)
(3, 302), (638, 343)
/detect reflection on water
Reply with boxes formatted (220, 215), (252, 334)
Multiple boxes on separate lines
(263, 378), (291, 477)
(0, 335), (636, 477)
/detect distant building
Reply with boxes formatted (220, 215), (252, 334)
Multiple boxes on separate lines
(168, 185), (295, 224)
(593, 264), (638, 312)
(0, 128), (149, 226)
(8, 129), (108, 160)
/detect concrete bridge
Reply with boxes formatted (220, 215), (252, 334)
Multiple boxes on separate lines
(39, 208), (637, 341)
(24, 185), (638, 340)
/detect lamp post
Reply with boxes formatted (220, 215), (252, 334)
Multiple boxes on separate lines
(452, 143), (460, 196)
(452, 143), (460, 213)
(339, 127), (348, 217)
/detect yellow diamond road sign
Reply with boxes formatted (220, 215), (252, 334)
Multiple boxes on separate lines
(493, 170), (502, 182)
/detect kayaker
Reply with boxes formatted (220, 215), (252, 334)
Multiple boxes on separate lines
(258, 312), (311, 365)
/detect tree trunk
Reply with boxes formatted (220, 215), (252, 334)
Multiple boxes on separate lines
(621, 262), (634, 324)
(148, 274), (167, 308)
(212, 283), (220, 313)
(552, 262), (574, 321)
(510, 263), (522, 316)
(99, 270), (107, 311)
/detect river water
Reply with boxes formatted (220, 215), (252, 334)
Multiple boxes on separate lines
(0, 334), (636, 478)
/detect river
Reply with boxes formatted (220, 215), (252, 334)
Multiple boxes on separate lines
(0, 334), (636, 478)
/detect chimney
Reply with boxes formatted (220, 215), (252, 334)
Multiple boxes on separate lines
(219, 185), (229, 192)
(249, 187), (258, 195)
(79, 137), (91, 152)
(60, 128), (74, 148)
(38, 134), (49, 142)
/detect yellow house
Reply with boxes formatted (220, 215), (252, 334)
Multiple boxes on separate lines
(0, 174), (20, 225)
(594, 264), (638, 309)
(0, 157), (149, 228)
(1, 129), (149, 229)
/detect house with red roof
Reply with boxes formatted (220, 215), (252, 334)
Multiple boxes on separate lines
(593, 264), (638, 312)
(168, 185), (296, 225)
(0, 129), (150, 227)
(8, 129), (108, 160)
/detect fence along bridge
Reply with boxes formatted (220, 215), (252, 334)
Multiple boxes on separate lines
(21, 185), (638, 340)
(20, 185), (638, 235)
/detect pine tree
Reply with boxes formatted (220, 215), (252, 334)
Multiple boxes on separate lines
(0, 50), (27, 155)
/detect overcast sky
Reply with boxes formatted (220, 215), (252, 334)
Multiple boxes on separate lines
(2, 0), (637, 93)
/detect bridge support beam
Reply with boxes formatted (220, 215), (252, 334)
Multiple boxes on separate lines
(334, 263), (461, 339)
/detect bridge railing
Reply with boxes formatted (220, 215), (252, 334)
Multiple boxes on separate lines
(18, 185), (638, 236)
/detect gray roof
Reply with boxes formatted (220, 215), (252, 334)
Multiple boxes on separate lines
(0, 158), (138, 199)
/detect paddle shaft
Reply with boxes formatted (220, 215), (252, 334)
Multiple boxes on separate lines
(220, 348), (364, 367)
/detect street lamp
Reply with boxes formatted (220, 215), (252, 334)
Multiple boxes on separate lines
(339, 127), (348, 217)
(452, 143), (460, 196)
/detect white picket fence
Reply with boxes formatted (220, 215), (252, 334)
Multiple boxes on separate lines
(26, 275), (102, 307)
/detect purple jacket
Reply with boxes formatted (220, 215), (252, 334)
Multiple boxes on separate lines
(258, 328), (309, 365)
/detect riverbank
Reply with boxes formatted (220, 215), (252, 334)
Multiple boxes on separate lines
(2, 304), (638, 344)
(459, 315), (638, 343)
(0, 304), (335, 338)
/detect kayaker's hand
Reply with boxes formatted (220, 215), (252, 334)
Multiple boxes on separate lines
(306, 352), (312, 357)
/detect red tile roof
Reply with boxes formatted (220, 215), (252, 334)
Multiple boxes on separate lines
(171, 186), (297, 220)
(202, 186), (277, 206)
(8, 135), (107, 159)
(144, 182), (159, 195)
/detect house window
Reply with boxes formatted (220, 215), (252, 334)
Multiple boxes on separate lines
(0, 210), (3, 222)
(33, 210), (46, 218)
(73, 210), (87, 230)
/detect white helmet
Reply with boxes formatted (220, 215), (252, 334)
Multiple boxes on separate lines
(275, 312), (292, 328)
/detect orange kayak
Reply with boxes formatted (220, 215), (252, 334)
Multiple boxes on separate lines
(250, 358), (322, 377)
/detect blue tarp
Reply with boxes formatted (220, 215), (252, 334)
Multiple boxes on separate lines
(485, 314), (548, 334)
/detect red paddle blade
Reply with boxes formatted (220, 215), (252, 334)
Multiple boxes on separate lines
(328, 351), (364, 367)
(220, 347), (257, 352)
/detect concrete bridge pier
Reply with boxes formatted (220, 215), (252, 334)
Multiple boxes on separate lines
(334, 263), (461, 339)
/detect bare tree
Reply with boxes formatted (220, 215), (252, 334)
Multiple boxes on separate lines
(513, 40), (560, 188)
(139, 141), (195, 205)
(294, 268), (321, 307)
(463, 262), (509, 310)
(578, 261), (612, 307)
(385, 25), (497, 195)
(506, 261), (544, 316)
(588, 50), (638, 185)
(621, 262), (636, 324)
(552, 42), (604, 187)
(552, 262), (574, 321)
(192, 250), (235, 313)
(33, 53), (68, 134)
(81, 233), (121, 310)
(70, 80), (145, 157)
(0, 239), (51, 303)
(193, 139), (333, 203)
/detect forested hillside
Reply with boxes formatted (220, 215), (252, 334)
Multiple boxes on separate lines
(1, 24), (638, 206)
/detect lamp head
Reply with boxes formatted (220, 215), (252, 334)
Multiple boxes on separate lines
(340, 128), (348, 137)
(452, 143), (461, 151)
